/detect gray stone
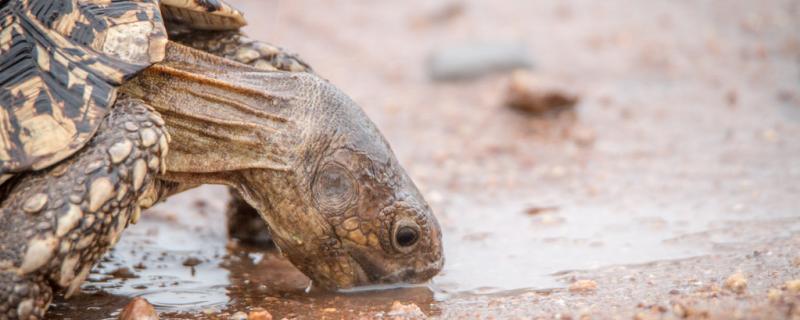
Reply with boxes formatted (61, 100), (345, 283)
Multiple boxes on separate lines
(427, 42), (532, 81)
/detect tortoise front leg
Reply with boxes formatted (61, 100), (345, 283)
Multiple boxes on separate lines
(0, 97), (168, 320)
(172, 31), (313, 73)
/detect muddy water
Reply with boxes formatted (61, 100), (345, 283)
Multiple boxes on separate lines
(49, 0), (800, 318)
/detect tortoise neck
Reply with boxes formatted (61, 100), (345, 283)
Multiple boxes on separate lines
(120, 41), (304, 187)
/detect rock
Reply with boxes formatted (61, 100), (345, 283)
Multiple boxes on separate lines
(387, 301), (426, 318)
(571, 126), (596, 148)
(248, 308), (273, 320)
(723, 272), (747, 294)
(568, 279), (598, 293)
(768, 288), (783, 303)
(524, 206), (559, 216)
(427, 43), (532, 80)
(785, 279), (800, 294)
(506, 71), (579, 114)
(119, 297), (158, 320)
(109, 267), (138, 279)
(229, 311), (248, 320)
(182, 257), (202, 267)
(413, 2), (465, 27)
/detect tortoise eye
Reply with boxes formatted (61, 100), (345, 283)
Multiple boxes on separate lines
(312, 163), (356, 213)
(392, 219), (421, 253)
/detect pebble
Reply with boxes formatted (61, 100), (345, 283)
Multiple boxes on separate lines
(387, 301), (426, 318)
(248, 308), (273, 320)
(505, 71), (579, 114)
(182, 257), (202, 267)
(768, 288), (782, 303)
(723, 272), (747, 294)
(109, 267), (138, 279)
(230, 311), (248, 320)
(427, 43), (532, 80)
(568, 279), (598, 293)
(785, 279), (800, 294)
(119, 297), (158, 320)
(571, 126), (596, 148)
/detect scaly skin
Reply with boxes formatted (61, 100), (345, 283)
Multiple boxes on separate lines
(123, 42), (444, 289)
(173, 31), (312, 73)
(0, 41), (443, 319)
(0, 98), (168, 319)
(176, 31), (313, 245)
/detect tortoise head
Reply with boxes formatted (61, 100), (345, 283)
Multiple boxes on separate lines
(124, 43), (442, 289)
(238, 75), (444, 289)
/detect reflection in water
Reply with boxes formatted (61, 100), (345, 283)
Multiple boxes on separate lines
(47, 196), (439, 319)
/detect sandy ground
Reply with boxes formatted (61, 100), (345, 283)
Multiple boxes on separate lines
(48, 0), (800, 319)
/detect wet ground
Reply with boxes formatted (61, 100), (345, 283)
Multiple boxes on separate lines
(48, 0), (800, 319)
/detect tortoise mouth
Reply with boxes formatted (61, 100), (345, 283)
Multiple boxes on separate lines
(344, 243), (444, 287)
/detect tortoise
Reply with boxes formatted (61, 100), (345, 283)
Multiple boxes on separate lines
(0, 0), (444, 318)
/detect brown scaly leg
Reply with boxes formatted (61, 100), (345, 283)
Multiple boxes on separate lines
(174, 31), (313, 245)
(0, 97), (168, 319)
(172, 31), (313, 73)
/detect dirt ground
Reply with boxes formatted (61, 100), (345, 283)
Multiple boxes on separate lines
(48, 0), (800, 319)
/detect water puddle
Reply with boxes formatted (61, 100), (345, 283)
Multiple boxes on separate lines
(47, 181), (800, 319)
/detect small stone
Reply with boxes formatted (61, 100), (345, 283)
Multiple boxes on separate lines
(672, 304), (687, 318)
(723, 272), (747, 294)
(22, 193), (48, 213)
(427, 42), (532, 80)
(768, 288), (782, 303)
(140, 128), (158, 147)
(634, 312), (658, 320)
(524, 206), (559, 216)
(247, 308), (273, 320)
(505, 70), (579, 114)
(109, 267), (138, 279)
(108, 140), (133, 164)
(387, 301), (425, 318)
(760, 128), (778, 142)
(229, 311), (247, 320)
(119, 297), (158, 320)
(785, 279), (800, 294)
(322, 308), (336, 312)
(182, 257), (202, 267)
(569, 279), (598, 293)
(572, 126), (596, 148)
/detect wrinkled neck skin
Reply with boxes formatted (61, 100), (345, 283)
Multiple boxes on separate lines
(122, 42), (305, 187)
(120, 42), (444, 289)
(121, 41), (323, 220)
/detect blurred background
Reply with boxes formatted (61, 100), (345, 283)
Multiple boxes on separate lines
(51, 0), (799, 319)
